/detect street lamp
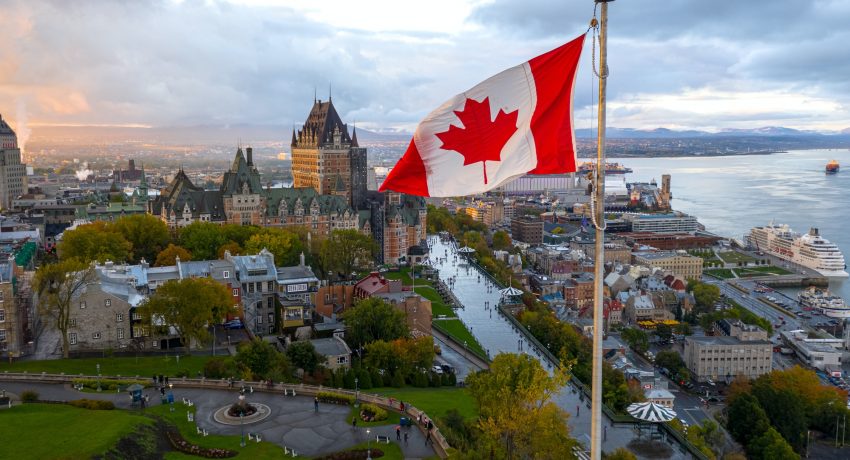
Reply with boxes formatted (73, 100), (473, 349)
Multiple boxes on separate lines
(354, 378), (359, 407)
(96, 364), (101, 392)
(169, 384), (174, 412)
(366, 428), (372, 460)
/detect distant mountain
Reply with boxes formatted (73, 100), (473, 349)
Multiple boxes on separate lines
(576, 126), (850, 139)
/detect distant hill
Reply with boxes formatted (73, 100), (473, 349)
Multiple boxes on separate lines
(576, 126), (849, 139)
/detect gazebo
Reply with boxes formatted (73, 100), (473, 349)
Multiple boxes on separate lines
(458, 246), (475, 255)
(627, 402), (676, 440)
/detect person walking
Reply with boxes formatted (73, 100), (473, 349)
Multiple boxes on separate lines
(396, 426), (401, 441)
(314, 396), (319, 412)
(403, 432), (409, 445)
(426, 430), (432, 445)
(352, 417), (358, 429)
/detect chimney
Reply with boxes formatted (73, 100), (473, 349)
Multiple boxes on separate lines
(246, 147), (253, 166)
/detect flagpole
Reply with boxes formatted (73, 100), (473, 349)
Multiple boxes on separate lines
(591, 1), (611, 459)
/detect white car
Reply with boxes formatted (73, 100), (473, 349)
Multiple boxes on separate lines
(431, 365), (444, 375)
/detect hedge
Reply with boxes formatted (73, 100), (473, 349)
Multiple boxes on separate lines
(316, 391), (355, 405)
(68, 399), (115, 410)
(72, 378), (149, 392)
(359, 403), (388, 422)
(21, 390), (39, 402)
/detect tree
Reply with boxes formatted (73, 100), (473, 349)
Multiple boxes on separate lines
(693, 282), (721, 312)
(154, 244), (192, 267)
(655, 323), (673, 342)
(748, 427), (798, 460)
(178, 222), (228, 261)
(364, 340), (400, 374)
(727, 393), (771, 445)
(235, 338), (291, 381)
(341, 297), (409, 348)
(35, 259), (97, 358)
(751, 385), (807, 451)
(655, 350), (686, 373)
(320, 229), (377, 279)
(137, 277), (231, 352)
(58, 221), (131, 263)
(491, 230), (512, 251)
(603, 448), (637, 460)
(244, 228), (303, 266)
(467, 353), (576, 460)
(621, 327), (649, 353)
(217, 241), (242, 258)
(112, 214), (170, 263)
(286, 341), (323, 374)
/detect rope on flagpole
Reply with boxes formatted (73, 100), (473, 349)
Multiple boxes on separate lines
(588, 7), (607, 232)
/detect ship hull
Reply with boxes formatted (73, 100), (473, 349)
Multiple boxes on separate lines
(821, 307), (850, 318)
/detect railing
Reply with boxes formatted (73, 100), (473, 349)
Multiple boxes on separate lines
(0, 371), (451, 458)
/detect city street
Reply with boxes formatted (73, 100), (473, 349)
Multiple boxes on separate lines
(428, 236), (689, 459)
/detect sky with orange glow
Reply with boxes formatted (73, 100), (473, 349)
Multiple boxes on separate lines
(1, 0), (849, 138)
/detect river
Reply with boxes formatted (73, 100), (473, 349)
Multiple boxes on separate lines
(615, 149), (850, 299)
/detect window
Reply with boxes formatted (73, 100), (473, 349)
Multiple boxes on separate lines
(69, 333), (77, 345)
(0, 290), (4, 300)
(132, 312), (141, 321)
(337, 355), (347, 364)
(152, 341), (158, 348)
(256, 315), (263, 324)
(117, 328), (125, 339)
(80, 301), (87, 309)
(93, 332), (101, 340)
(267, 281), (274, 292)
(69, 318), (76, 327)
(116, 313), (123, 322)
(267, 297), (274, 309)
(269, 326), (274, 334)
(105, 299), (111, 307)
(232, 288), (239, 297)
(268, 313), (274, 323)
(223, 271), (230, 278)
(0, 309), (4, 322)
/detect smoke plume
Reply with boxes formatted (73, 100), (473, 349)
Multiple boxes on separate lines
(75, 162), (93, 181)
(15, 100), (31, 156)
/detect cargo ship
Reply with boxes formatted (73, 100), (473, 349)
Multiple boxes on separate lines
(747, 223), (849, 278)
(798, 287), (850, 318)
(826, 160), (840, 174)
(577, 161), (633, 175)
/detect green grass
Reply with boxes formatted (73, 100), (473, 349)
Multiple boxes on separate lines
(0, 355), (210, 379)
(717, 251), (756, 264)
(0, 403), (152, 459)
(433, 319), (486, 358)
(338, 441), (405, 460)
(704, 268), (736, 279)
(736, 266), (793, 276)
(414, 286), (456, 318)
(365, 386), (478, 421)
(148, 404), (291, 459)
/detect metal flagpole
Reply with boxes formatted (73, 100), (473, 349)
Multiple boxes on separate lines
(591, 1), (612, 459)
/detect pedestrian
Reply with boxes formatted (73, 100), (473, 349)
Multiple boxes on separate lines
(404, 432), (409, 445)
(396, 426), (401, 440)
(604, 425), (608, 441)
(417, 413), (422, 425)
(314, 396), (319, 412)
(400, 401), (405, 412)
(426, 430), (432, 445)
(427, 420), (433, 431)
(352, 417), (358, 429)
(576, 405), (580, 417)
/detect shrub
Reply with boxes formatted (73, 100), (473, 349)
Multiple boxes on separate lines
(370, 369), (384, 388)
(316, 391), (354, 405)
(21, 390), (39, 402)
(359, 403), (388, 422)
(71, 378), (148, 391)
(413, 371), (429, 388)
(203, 357), (235, 379)
(358, 370), (373, 390)
(313, 449), (386, 460)
(343, 369), (356, 389)
(391, 370), (405, 388)
(69, 399), (115, 410)
(167, 430), (236, 458)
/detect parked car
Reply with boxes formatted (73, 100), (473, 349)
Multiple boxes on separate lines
(431, 365), (444, 375)
(224, 319), (243, 329)
(440, 364), (455, 374)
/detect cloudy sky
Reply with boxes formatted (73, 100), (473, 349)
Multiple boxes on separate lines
(1, 0), (849, 136)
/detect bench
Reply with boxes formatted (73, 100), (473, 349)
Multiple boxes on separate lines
(187, 412), (194, 422)
(73, 383), (84, 391)
(196, 426), (208, 437)
(284, 446), (298, 457)
(247, 432), (262, 443)
(376, 435), (390, 444)
(182, 397), (194, 406)
(283, 388), (296, 397)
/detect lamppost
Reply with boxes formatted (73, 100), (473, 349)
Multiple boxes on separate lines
(96, 364), (101, 392)
(463, 341), (468, 360)
(240, 412), (246, 447)
(354, 377), (360, 407)
(169, 384), (174, 412)
(366, 428), (372, 460)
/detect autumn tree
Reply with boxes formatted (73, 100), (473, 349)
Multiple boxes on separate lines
(137, 277), (231, 352)
(319, 229), (377, 279)
(603, 448), (637, 460)
(58, 221), (131, 263)
(235, 338), (291, 381)
(692, 282), (721, 313)
(467, 353), (576, 459)
(341, 297), (409, 349)
(154, 244), (192, 267)
(621, 327), (649, 353)
(112, 214), (170, 263)
(34, 259), (97, 358)
(491, 230), (512, 251)
(244, 228), (303, 266)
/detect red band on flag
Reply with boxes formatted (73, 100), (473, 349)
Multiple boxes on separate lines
(378, 138), (430, 196)
(528, 34), (585, 175)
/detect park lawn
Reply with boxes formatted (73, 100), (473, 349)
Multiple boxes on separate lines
(0, 354), (210, 379)
(148, 404), (292, 459)
(738, 266), (793, 275)
(717, 251), (756, 264)
(704, 268), (736, 280)
(366, 387), (478, 421)
(434, 319), (486, 358)
(415, 286), (456, 318)
(0, 403), (152, 460)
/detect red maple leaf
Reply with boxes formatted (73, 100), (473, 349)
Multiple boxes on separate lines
(435, 97), (518, 184)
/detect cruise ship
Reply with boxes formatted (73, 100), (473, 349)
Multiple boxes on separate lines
(577, 161), (633, 175)
(798, 287), (850, 318)
(747, 223), (849, 278)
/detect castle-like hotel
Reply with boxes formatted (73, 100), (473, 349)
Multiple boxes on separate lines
(149, 98), (426, 265)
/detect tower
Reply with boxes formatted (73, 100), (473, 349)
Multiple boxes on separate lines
(0, 115), (27, 210)
(660, 174), (672, 210)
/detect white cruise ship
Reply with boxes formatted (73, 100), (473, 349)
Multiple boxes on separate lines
(747, 223), (848, 278)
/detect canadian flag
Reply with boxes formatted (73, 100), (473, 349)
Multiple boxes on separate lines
(379, 34), (585, 197)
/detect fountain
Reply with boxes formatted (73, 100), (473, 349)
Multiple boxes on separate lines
(213, 386), (271, 425)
